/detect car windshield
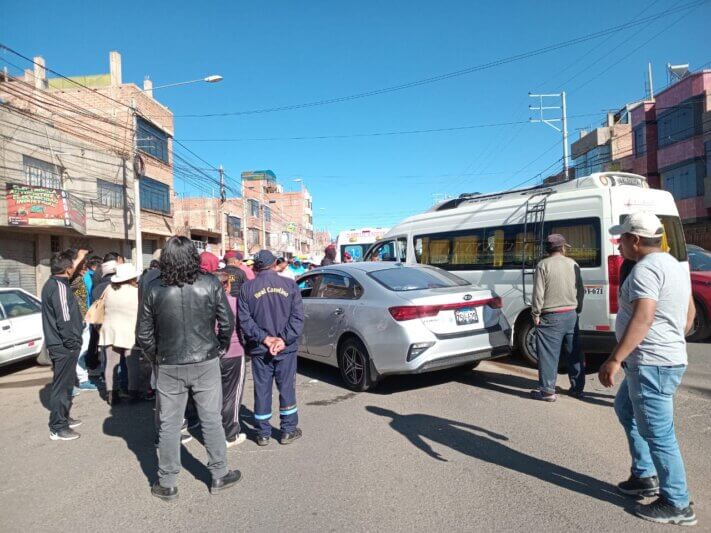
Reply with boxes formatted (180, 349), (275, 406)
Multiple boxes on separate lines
(369, 266), (469, 291)
(688, 246), (711, 271)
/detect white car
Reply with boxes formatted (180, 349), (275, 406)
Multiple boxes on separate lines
(296, 263), (511, 391)
(0, 288), (45, 368)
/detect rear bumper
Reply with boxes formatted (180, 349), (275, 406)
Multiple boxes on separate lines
(580, 331), (617, 354)
(376, 324), (512, 376)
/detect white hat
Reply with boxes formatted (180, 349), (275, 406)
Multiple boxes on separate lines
(609, 211), (664, 239)
(111, 263), (139, 283)
(101, 260), (118, 277)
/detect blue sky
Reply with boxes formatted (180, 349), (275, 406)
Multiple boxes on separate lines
(2, 0), (709, 236)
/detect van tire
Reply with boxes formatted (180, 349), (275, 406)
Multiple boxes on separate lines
(515, 313), (538, 368)
(687, 299), (711, 342)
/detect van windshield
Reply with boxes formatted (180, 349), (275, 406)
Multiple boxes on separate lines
(618, 215), (687, 261)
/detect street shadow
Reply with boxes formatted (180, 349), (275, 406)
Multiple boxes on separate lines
(39, 382), (52, 411)
(366, 406), (629, 508)
(102, 400), (211, 488)
(457, 369), (616, 408)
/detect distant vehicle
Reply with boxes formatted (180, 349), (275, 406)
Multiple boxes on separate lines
(364, 172), (688, 366)
(335, 227), (390, 262)
(296, 263), (511, 391)
(687, 244), (711, 341)
(0, 288), (44, 368)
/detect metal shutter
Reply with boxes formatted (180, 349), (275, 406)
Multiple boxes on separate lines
(0, 233), (37, 295)
(142, 239), (157, 267)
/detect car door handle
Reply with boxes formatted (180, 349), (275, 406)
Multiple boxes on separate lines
(1, 325), (9, 330)
(333, 308), (344, 316)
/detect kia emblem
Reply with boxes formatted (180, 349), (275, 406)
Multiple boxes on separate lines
(463, 294), (472, 301)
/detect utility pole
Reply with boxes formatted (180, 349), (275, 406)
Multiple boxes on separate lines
(241, 180), (248, 256)
(647, 62), (655, 100)
(131, 98), (144, 271)
(261, 182), (267, 250)
(529, 91), (570, 179)
(219, 164), (226, 255)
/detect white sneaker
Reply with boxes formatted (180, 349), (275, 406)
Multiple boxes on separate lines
(226, 433), (247, 448)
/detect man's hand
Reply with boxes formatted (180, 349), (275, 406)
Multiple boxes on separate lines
(270, 338), (286, 356)
(598, 358), (622, 388)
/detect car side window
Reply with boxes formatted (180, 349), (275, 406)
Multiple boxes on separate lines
(315, 274), (362, 300)
(0, 291), (40, 318)
(298, 275), (321, 298)
(397, 237), (407, 262)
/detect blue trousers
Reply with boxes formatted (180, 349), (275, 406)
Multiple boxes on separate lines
(535, 310), (585, 394)
(614, 364), (689, 508)
(252, 353), (298, 438)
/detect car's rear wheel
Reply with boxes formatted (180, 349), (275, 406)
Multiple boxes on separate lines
(338, 337), (374, 391)
(687, 300), (711, 342)
(515, 312), (538, 367)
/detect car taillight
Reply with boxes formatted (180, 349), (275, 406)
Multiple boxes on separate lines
(388, 297), (502, 321)
(388, 306), (440, 321)
(608, 255), (624, 314)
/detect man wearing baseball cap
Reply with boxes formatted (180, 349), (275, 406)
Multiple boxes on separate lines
(600, 211), (697, 526)
(529, 233), (585, 402)
(222, 251), (248, 297)
(238, 250), (304, 446)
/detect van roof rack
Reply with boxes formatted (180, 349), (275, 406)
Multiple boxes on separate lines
(434, 184), (553, 211)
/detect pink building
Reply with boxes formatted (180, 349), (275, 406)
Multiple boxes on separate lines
(629, 70), (711, 248)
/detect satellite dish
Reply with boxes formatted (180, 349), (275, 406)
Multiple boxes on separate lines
(668, 63), (690, 82)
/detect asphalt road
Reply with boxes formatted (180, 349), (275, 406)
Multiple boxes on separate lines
(0, 342), (709, 532)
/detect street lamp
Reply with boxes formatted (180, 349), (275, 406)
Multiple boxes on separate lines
(139, 75), (223, 92)
(131, 74), (222, 271)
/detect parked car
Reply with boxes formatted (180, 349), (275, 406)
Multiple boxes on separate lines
(0, 288), (45, 368)
(687, 245), (711, 342)
(296, 263), (511, 391)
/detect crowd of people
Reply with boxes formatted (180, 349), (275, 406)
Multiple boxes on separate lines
(39, 211), (697, 524)
(41, 237), (304, 500)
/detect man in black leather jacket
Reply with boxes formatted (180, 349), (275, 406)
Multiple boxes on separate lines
(136, 236), (241, 500)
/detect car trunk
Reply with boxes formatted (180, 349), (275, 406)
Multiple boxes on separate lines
(394, 286), (497, 336)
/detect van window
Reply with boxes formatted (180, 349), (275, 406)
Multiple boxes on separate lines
(414, 217), (601, 270)
(368, 239), (406, 262)
(618, 215), (687, 261)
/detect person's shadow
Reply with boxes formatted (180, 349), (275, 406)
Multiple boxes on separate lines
(102, 400), (211, 488)
(366, 406), (629, 508)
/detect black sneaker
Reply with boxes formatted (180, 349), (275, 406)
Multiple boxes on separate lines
(618, 474), (660, 498)
(50, 428), (80, 441)
(635, 497), (697, 526)
(210, 470), (242, 494)
(256, 436), (270, 447)
(567, 388), (585, 400)
(151, 483), (178, 501)
(67, 417), (82, 428)
(280, 427), (303, 445)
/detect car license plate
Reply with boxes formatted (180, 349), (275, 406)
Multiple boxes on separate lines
(454, 307), (478, 325)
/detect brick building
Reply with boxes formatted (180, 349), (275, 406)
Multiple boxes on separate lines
(571, 105), (635, 177)
(173, 170), (316, 259)
(0, 51), (176, 293)
(629, 69), (711, 248)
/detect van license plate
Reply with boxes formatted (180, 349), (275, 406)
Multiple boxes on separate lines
(455, 307), (478, 325)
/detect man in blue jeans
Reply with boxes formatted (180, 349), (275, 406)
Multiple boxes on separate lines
(529, 234), (585, 402)
(600, 212), (697, 526)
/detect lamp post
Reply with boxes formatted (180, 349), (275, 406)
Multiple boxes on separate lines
(131, 74), (222, 270)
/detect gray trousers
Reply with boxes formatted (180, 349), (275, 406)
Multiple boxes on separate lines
(156, 357), (228, 488)
(104, 346), (142, 393)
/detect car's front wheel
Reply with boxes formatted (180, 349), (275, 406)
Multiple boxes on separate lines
(338, 337), (374, 391)
(687, 300), (711, 342)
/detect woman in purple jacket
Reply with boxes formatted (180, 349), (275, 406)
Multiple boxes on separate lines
(216, 271), (247, 448)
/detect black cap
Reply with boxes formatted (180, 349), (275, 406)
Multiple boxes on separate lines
(254, 250), (277, 269)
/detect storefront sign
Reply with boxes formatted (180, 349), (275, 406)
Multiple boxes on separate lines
(6, 183), (86, 234)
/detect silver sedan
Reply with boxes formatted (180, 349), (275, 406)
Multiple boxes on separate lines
(296, 263), (512, 391)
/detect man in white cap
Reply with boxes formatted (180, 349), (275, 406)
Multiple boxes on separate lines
(600, 211), (696, 526)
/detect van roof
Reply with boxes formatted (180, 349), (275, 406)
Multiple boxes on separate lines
(429, 172), (648, 213)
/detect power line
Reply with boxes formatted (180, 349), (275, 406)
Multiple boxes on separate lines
(164, 1), (708, 118)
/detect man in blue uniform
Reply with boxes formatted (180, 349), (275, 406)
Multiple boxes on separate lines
(238, 250), (305, 446)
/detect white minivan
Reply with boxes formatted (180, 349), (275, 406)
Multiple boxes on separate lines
(365, 172), (688, 365)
